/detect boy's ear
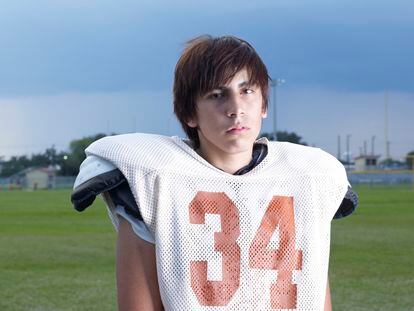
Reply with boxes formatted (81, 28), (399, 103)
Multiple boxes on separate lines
(262, 108), (268, 118)
(187, 119), (198, 128)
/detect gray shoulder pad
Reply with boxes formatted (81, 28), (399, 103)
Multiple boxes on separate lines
(71, 156), (142, 221)
(334, 186), (359, 219)
(71, 156), (125, 212)
(74, 155), (117, 189)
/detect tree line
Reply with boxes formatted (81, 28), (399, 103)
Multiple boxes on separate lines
(0, 133), (106, 177)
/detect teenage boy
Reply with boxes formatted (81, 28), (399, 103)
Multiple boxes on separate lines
(72, 35), (357, 310)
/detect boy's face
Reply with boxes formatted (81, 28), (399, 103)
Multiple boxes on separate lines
(187, 68), (267, 157)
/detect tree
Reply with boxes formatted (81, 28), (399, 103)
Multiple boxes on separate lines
(0, 134), (108, 177)
(379, 158), (406, 169)
(58, 133), (107, 176)
(260, 131), (307, 145)
(30, 153), (50, 167)
(30, 146), (59, 167)
(0, 155), (30, 177)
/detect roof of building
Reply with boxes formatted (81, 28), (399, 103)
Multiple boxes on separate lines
(8, 166), (57, 179)
(354, 155), (381, 160)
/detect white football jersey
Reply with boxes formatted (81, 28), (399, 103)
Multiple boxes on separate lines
(86, 133), (349, 311)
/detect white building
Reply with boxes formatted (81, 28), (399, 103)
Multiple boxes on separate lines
(354, 155), (380, 171)
(9, 167), (56, 190)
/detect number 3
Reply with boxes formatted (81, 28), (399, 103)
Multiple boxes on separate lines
(189, 192), (302, 309)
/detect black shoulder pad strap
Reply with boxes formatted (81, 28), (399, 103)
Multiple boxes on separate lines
(107, 181), (143, 221)
(333, 186), (359, 219)
(71, 169), (126, 212)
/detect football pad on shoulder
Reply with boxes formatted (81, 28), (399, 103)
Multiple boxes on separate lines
(71, 156), (142, 220)
(334, 186), (358, 219)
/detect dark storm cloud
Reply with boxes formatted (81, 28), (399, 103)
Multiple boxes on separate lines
(0, 0), (413, 96)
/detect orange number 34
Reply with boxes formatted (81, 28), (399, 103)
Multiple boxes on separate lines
(189, 192), (302, 309)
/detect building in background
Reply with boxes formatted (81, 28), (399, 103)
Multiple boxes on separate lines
(9, 167), (56, 190)
(354, 155), (380, 171)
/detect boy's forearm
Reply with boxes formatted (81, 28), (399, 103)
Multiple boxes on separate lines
(324, 278), (332, 311)
(116, 217), (163, 311)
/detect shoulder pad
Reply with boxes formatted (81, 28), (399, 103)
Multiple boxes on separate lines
(71, 156), (125, 212)
(74, 155), (117, 188)
(271, 142), (347, 178)
(334, 186), (359, 219)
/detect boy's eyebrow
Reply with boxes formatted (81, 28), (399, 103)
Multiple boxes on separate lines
(238, 81), (251, 88)
(214, 81), (252, 90)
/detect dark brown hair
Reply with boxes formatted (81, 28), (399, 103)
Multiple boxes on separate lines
(173, 35), (270, 147)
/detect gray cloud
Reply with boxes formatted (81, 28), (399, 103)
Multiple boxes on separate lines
(0, 1), (413, 96)
(1, 1), (413, 161)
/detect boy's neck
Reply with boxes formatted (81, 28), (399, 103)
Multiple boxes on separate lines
(197, 144), (253, 175)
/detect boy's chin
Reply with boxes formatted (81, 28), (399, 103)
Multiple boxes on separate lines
(221, 139), (255, 154)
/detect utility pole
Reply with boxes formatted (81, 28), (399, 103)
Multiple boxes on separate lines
(346, 134), (351, 169)
(270, 78), (285, 141)
(371, 135), (375, 156)
(337, 135), (341, 161)
(384, 92), (390, 159)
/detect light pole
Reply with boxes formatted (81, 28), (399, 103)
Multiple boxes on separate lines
(346, 134), (352, 169)
(371, 135), (375, 156)
(384, 91), (390, 160)
(270, 78), (285, 141)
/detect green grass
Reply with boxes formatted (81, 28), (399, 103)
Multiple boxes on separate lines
(1, 186), (413, 310)
(330, 185), (414, 311)
(0, 190), (116, 311)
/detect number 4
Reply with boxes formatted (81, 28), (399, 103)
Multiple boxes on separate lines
(249, 196), (302, 309)
(189, 192), (302, 309)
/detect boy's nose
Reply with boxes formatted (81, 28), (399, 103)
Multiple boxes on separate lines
(227, 108), (245, 118)
(226, 96), (245, 117)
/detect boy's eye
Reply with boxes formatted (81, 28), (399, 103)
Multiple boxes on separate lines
(244, 88), (254, 94)
(208, 91), (225, 99)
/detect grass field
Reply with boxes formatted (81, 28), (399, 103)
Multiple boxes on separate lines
(0, 186), (413, 311)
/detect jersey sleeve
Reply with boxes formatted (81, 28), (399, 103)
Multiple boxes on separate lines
(314, 148), (353, 221)
(323, 152), (358, 220)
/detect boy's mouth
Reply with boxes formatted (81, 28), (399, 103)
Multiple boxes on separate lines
(226, 125), (249, 134)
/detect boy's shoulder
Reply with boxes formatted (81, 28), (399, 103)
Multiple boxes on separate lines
(268, 141), (346, 178)
(85, 133), (193, 172)
(88, 132), (173, 148)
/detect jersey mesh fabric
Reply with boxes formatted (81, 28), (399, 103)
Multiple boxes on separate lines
(86, 133), (349, 311)
(101, 143), (267, 245)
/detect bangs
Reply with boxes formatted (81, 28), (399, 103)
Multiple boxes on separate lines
(194, 37), (269, 96)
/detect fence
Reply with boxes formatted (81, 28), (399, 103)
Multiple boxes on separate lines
(0, 176), (76, 190)
(348, 171), (414, 186)
(55, 176), (77, 189)
(1, 171), (414, 191)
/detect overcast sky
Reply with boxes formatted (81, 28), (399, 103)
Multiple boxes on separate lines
(1, 0), (413, 161)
